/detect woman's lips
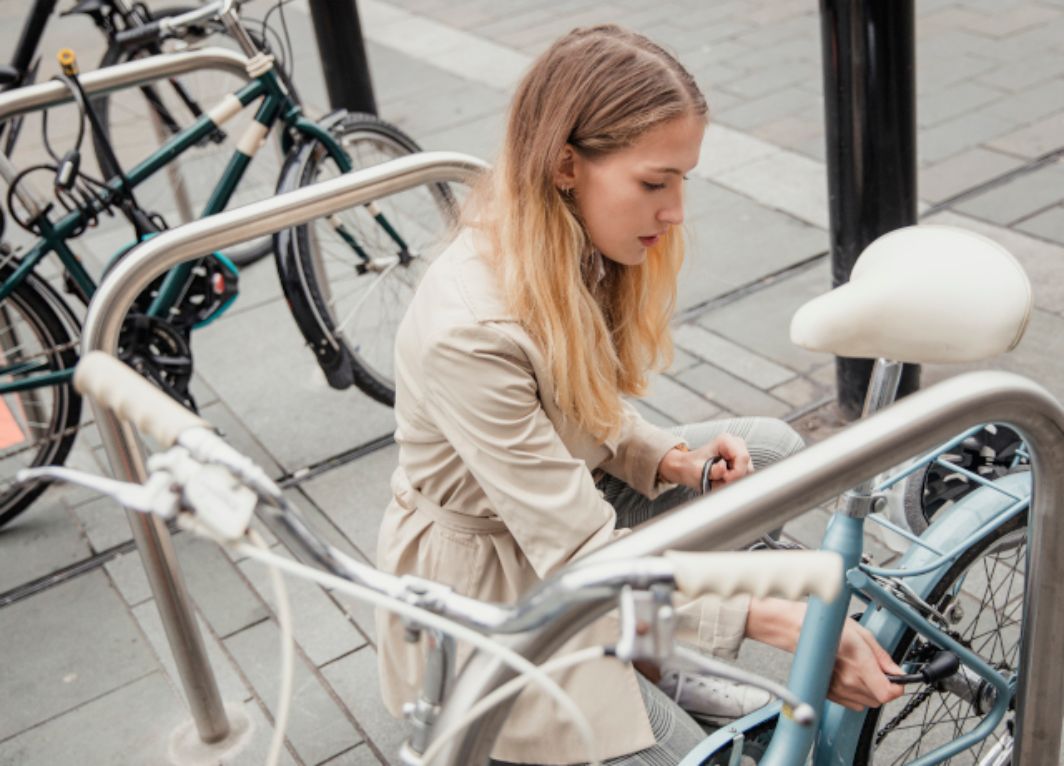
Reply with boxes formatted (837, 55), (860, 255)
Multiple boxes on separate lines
(639, 235), (660, 247)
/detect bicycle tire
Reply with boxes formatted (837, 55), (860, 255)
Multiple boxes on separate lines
(853, 500), (1028, 764)
(91, 6), (300, 267)
(0, 271), (83, 528)
(282, 112), (458, 406)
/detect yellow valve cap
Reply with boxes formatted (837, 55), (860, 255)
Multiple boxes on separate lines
(57, 48), (78, 76)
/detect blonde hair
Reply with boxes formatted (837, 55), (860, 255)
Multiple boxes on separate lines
(467, 25), (707, 440)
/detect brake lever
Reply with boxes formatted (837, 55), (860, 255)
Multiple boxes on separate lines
(17, 465), (179, 517)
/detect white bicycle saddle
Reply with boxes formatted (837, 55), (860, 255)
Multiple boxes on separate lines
(790, 225), (1032, 364)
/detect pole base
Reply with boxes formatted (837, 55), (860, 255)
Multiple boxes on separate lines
(168, 704), (254, 765)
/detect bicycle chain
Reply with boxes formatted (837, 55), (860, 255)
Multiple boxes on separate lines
(875, 685), (936, 745)
(875, 628), (974, 744)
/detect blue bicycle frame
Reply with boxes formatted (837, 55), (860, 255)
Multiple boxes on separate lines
(681, 443), (1030, 766)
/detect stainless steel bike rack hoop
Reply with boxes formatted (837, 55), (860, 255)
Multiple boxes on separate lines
(0, 47), (251, 122)
(80, 151), (489, 745)
(432, 371), (1064, 766)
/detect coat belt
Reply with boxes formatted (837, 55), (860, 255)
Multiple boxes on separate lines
(391, 471), (507, 535)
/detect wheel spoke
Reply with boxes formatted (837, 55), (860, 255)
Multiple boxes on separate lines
(863, 513), (1027, 765)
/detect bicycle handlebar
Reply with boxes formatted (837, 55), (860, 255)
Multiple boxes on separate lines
(74, 351), (210, 446)
(114, 2), (224, 50)
(664, 550), (842, 602)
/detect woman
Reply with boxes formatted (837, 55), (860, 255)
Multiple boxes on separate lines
(377, 25), (902, 765)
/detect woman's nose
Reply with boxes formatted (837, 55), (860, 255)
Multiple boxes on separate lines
(658, 199), (684, 226)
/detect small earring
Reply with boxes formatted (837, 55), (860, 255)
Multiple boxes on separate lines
(561, 186), (573, 198)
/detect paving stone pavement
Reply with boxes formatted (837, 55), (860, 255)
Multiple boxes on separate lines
(1, 1), (1063, 763)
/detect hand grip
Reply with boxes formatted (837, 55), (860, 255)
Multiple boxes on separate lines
(114, 21), (163, 50)
(664, 550), (843, 602)
(74, 351), (211, 447)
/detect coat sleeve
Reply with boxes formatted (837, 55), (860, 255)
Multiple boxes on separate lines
(421, 323), (622, 579)
(597, 400), (686, 499)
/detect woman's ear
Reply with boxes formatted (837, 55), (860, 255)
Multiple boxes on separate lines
(553, 144), (578, 192)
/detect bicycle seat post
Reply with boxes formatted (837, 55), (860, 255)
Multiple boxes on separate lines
(831, 357), (905, 519)
(862, 358), (904, 419)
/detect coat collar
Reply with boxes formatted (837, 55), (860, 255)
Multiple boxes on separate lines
(446, 229), (620, 456)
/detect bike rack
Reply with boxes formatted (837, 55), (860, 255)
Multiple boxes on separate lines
(0, 47), (251, 122)
(79, 151), (488, 746)
(432, 372), (1064, 766)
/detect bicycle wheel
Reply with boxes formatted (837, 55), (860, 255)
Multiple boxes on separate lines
(91, 6), (300, 267)
(854, 504), (1028, 764)
(0, 271), (82, 528)
(282, 112), (458, 406)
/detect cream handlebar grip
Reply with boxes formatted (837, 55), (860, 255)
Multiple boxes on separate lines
(664, 550), (843, 602)
(74, 352), (212, 447)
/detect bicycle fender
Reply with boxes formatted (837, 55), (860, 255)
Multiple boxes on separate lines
(273, 121), (357, 390)
(273, 224), (357, 390)
(816, 470), (1030, 764)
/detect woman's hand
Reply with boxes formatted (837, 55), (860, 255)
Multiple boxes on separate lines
(657, 434), (753, 491)
(745, 597), (904, 711)
(829, 619), (905, 710)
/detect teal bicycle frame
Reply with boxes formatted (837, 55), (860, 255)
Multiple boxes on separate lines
(681, 432), (1030, 766)
(0, 65), (350, 397)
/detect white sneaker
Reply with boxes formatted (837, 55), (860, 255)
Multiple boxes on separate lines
(657, 669), (772, 723)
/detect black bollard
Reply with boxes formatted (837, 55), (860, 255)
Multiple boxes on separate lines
(307, 0), (377, 115)
(819, 0), (920, 420)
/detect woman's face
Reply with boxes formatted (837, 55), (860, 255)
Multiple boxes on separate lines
(564, 113), (705, 267)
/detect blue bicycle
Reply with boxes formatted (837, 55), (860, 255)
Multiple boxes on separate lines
(685, 224), (1034, 765)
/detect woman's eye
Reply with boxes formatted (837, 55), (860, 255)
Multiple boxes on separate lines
(642, 181), (666, 191)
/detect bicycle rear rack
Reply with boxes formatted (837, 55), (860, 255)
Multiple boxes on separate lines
(82, 151), (1064, 765)
(80, 151), (488, 746)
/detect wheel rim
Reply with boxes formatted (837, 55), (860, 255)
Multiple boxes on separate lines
(0, 291), (78, 518)
(304, 127), (456, 391)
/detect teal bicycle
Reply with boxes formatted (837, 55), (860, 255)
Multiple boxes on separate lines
(0, 0), (456, 527)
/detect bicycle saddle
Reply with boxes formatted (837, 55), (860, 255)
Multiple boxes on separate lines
(790, 225), (1032, 364)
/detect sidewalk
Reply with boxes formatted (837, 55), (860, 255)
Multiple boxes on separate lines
(1, 1), (1063, 763)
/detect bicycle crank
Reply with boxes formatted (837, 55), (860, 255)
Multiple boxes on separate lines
(117, 313), (196, 411)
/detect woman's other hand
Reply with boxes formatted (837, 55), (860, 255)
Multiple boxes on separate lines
(657, 433), (753, 491)
(746, 597), (904, 711)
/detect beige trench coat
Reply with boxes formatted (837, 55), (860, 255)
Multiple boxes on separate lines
(376, 230), (751, 764)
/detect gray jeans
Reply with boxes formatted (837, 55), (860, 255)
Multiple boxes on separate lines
(494, 416), (805, 766)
